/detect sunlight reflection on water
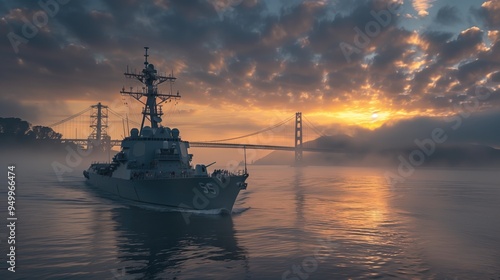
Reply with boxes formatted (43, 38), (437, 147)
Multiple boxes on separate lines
(0, 165), (499, 279)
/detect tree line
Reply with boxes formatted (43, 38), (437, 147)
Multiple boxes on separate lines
(0, 117), (63, 147)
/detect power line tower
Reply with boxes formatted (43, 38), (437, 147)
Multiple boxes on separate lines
(295, 112), (303, 165)
(88, 102), (109, 151)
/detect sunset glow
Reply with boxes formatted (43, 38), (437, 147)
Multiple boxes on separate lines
(0, 0), (499, 148)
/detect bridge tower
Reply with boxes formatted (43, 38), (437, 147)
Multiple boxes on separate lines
(88, 102), (110, 151)
(295, 112), (303, 165)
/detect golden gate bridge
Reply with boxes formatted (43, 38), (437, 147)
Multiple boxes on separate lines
(49, 103), (339, 164)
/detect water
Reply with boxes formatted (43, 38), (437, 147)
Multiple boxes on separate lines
(1, 165), (499, 279)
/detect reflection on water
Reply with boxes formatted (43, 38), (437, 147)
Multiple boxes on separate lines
(233, 166), (500, 279)
(111, 207), (248, 279)
(1, 165), (499, 279)
(293, 168), (305, 229)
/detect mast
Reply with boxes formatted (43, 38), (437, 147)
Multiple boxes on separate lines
(120, 47), (181, 134)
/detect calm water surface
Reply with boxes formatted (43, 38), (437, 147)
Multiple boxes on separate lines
(0, 165), (499, 279)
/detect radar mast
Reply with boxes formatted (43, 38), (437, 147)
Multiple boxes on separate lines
(120, 47), (181, 134)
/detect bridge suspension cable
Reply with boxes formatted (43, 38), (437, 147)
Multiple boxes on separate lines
(204, 114), (296, 143)
(108, 108), (142, 127)
(49, 107), (92, 127)
(303, 115), (328, 138)
(108, 108), (129, 120)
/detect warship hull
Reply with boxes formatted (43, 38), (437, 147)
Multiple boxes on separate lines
(86, 173), (247, 212)
(84, 48), (249, 213)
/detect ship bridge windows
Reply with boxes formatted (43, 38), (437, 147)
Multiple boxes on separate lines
(156, 148), (176, 155)
(155, 147), (181, 161)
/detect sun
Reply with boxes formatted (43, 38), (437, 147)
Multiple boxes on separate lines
(371, 112), (379, 120)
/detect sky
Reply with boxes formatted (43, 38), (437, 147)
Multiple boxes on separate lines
(1, 0), (499, 151)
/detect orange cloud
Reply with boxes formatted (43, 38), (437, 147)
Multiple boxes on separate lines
(412, 0), (435, 17)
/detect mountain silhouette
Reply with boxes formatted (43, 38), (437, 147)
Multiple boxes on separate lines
(255, 135), (500, 167)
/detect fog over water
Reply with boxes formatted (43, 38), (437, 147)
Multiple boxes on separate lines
(0, 155), (499, 279)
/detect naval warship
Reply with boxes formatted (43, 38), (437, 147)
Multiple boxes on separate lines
(84, 48), (248, 213)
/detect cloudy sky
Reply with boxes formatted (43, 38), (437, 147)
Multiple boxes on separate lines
(1, 0), (499, 147)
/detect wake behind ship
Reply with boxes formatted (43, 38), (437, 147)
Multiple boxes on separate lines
(84, 47), (248, 213)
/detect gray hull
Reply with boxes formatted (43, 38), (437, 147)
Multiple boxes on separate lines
(86, 173), (247, 212)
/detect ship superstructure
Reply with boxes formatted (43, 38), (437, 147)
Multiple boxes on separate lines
(84, 48), (248, 212)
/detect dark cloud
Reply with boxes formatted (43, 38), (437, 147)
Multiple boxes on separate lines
(422, 30), (454, 52)
(481, 39), (500, 62)
(489, 71), (500, 82)
(434, 5), (461, 26)
(0, 97), (41, 123)
(472, 0), (500, 29)
(457, 59), (500, 86)
(0, 0), (498, 121)
(408, 25), (499, 107)
(439, 27), (484, 64)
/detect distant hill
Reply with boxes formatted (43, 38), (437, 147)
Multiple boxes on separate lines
(254, 135), (500, 167)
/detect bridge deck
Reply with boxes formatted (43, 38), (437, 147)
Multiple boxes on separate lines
(61, 139), (342, 153)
